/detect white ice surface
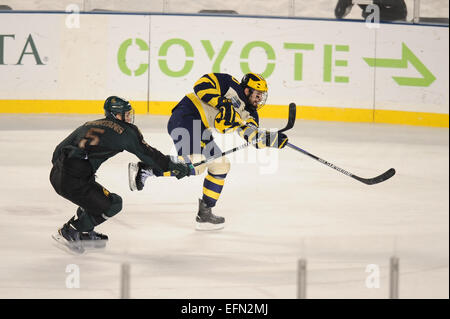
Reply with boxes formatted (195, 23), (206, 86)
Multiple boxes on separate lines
(0, 114), (448, 299)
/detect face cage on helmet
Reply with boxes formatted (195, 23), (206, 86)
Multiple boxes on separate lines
(247, 88), (268, 111)
(257, 91), (268, 110)
(125, 108), (135, 124)
(107, 108), (135, 124)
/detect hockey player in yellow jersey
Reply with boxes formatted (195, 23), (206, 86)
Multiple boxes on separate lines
(128, 72), (288, 230)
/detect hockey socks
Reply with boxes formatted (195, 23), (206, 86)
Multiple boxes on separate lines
(202, 172), (227, 208)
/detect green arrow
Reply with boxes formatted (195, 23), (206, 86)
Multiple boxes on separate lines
(363, 43), (436, 87)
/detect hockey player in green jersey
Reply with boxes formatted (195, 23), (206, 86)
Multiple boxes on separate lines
(50, 96), (191, 253)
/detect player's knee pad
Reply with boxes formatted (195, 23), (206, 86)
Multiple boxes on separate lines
(184, 154), (207, 175)
(103, 193), (122, 218)
(207, 156), (230, 175)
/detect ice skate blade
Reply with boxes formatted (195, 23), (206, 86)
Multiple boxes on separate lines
(195, 222), (225, 231)
(82, 240), (107, 249)
(128, 162), (138, 191)
(52, 233), (85, 255)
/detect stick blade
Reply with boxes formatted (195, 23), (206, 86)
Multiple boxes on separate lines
(354, 168), (396, 185)
(279, 103), (297, 133)
(288, 103), (296, 123)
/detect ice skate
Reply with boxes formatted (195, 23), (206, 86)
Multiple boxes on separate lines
(195, 198), (225, 231)
(80, 230), (109, 249)
(52, 218), (85, 254)
(128, 162), (153, 191)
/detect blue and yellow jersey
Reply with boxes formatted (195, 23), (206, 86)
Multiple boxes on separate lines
(173, 73), (267, 148)
(189, 73), (258, 126)
(194, 73), (246, 109)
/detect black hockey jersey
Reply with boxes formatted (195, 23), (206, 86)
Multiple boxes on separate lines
(51, 117), (171, 173)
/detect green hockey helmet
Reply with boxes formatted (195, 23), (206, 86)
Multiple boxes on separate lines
(104, 96), (134, 123)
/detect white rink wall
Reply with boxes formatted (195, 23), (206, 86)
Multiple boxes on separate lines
(0, 11), (448, 127)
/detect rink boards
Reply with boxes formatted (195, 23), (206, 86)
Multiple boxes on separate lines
(0, 12), (448, 127)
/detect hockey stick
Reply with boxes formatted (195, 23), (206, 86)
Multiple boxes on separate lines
(193, 103), (297, 167)
(286, 142), (396, 185)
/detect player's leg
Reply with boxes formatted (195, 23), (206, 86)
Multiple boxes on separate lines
(167, 114), (230, 230)
(201, 157), (230, 208)
(50, 157), (88, 252)
(54, 181), (122, 250)
(70, 182), (122, 248)
(69, 182), (121, 228)
(50, 159), (122, 251)
(196, 140), (230, 230)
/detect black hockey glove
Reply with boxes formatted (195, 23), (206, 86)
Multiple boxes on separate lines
(168, 161), (192, 180)
(265, 131), (289, 149)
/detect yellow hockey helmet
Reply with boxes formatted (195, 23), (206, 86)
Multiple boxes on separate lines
(241, 73), (268, 92)
(240, 73), (268, 110)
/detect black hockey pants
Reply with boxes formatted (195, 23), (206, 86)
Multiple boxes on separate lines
(50, 154), (122, 232)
